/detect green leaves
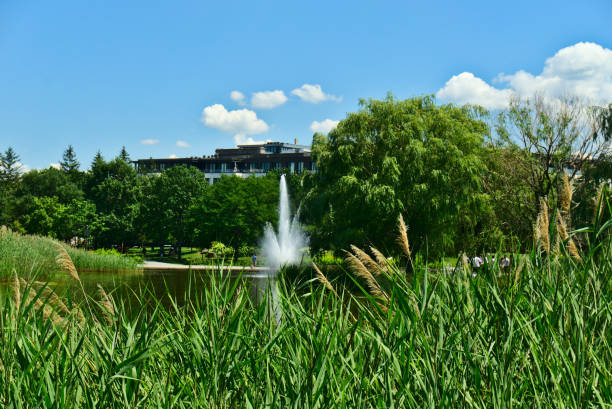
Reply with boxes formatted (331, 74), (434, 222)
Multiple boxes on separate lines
(306, 95), (490, 257)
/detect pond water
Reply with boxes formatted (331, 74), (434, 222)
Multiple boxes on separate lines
(2, 269), (277, 316)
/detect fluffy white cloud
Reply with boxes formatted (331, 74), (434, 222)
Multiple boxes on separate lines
(310, 119), (339, 134)
(202, 104), (269, 144)
(50, 163), (60, 169)
(169, 154), (177, 159)
(437, 72), (513, 110)
(14, 162), (30, 173)
(437, 42), (612, 109)
(202, 104), (269, 134)
(230, 90), (246, 105)
(176, 140), (191, 148)
(141, 139), (160, 145)
(234, 134), (265, 145)
(251, 90), (288, 109)
(291, 84), (341, 103)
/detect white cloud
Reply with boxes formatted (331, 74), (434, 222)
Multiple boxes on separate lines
(230, 90), (246, 105)
(291, 84), (341, 103)
(234, 134), (265, 145)
(176, 140), (191, 148)
(437, 72), (513, 110)
(15, 162), (30, 173)
(251, 90), (288, 109)
(141, 139), (160, 145)
(169, 154), (177, 159)
(202, 104), (269, 139)
(437, 42), (612, 109)
(50, 163), (60, 170)
(310, 119), (340, 134)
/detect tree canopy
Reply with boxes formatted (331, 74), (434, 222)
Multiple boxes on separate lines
(305, 95), (491, 256)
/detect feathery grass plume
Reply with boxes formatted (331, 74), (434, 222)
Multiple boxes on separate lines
(19, 278), (64, 326)
(97, 284), (115, 325)
(397, 214), (411, 258)
(0, 225), (7, 235)
(514, 255), (525, 285)
(32, 281), (73, 319)
(369, 246), (390, 272)
(535, 197), (550, 253)
(350, 245), (383, 276)
(11, 270), (21, 309)
(593, 182), (606, 224)
(55, 243), (80, 282)
(344, 250), (387, 300)
(313, 262), (338, 297)
(556, 210), (581, 261)
(560, 172), (572, 217)
(461, 253), (471, 274)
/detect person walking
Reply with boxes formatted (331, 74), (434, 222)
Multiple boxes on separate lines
(251, 254), (257, 268)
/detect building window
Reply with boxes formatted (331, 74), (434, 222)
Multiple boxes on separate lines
(221, 163), (227, 172)
(250, 163), (255, 172)
(209, 163), (215, 172)
(275, 162), (281, 169)
(290, 162), (295, 173)
(263, 162), (270, 171)
(298, 161), (304, 172)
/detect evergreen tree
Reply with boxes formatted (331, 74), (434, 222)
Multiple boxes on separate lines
(60, 145), (80, 174)
(119, 146), (130, 162)
(0, 147), (22, 185)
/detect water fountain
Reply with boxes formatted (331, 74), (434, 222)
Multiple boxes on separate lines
(255, 174), (308, 324)
(260, 174), (308, 274)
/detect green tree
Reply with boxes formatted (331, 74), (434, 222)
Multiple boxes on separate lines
(496, 96), (611, 210)
(17, 167), (83, 203)
(0, 147), (22, 186)
(156, 166), (207, 259)
(0, 147), (23, 228)
(60, 145), (80, 174)
(91, 158), (142, 249)
(193, 174), (278, 250)
(305, 95), (491, 257)
(119, 146), (130, 162)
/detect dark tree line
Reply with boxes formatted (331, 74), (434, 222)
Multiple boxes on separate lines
(0, 145), (305, 259)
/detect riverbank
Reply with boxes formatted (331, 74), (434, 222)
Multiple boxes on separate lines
(141, 260), (269, 273)
(0, 226), (141, 279)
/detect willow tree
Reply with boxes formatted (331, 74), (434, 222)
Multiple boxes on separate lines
(305, 95), (491, 257)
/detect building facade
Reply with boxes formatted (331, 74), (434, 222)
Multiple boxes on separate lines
(133, 141), (314, 184)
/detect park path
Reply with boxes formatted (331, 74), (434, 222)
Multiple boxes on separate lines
(141, 260), (270, 273)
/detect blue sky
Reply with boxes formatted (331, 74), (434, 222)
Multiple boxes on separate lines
(1, 0), (611, 170)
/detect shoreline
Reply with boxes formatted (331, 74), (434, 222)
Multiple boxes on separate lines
(140, 260), (270, 273)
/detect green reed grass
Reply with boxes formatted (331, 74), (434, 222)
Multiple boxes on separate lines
(1, 242), (610, 408)
(0, 228), (140, 279)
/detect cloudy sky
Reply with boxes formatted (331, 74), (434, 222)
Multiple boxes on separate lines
(0, 0), (610, 170)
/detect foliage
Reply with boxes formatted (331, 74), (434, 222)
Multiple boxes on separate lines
(140, 165), (207, 259)
(0, 146), (22, 186)
(209, 240), (234, 257)
(238, 244), (256, 257)
(306, 95), (491, 257)
(90, 157), (142, 248)
(193, 174), (279, 249)
(495, 96), (611, 207)
(60, 144), (80, 174)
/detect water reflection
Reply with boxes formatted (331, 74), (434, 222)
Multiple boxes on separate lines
(1, 269), (276, 317)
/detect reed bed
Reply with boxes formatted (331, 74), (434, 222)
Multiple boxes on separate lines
(0, 228), (140, 279)
(1, 241), (610, 408)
